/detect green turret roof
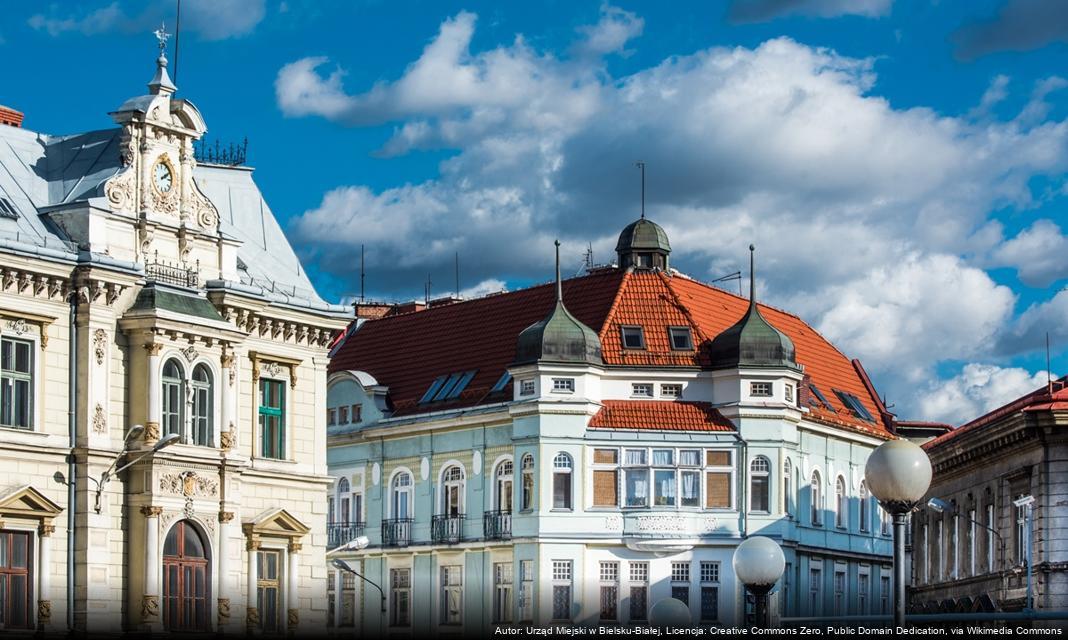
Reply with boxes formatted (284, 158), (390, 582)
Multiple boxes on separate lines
(707, 245), (798, 370)
(615, 217), (672, 255)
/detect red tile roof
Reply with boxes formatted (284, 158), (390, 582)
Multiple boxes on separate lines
(924, 378), (1068, 450)
(589, 400), (735, 432)
(329, 268), (893, 436)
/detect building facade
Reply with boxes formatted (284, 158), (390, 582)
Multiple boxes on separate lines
(0, 41), (350, 632)
(910, 378), (1068, 613)
(326, 222), (897, 634)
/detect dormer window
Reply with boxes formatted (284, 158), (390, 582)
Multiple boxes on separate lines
(327, 408), (337, 426)
(552, 378), (575, 394)
(785, 384), (794, 404)
(661, 383), (682, 398)
(491, 372), (512, 393)
(621, 326), (645, 350)
(750, 382), (772, 397)
(338, 405), (349, 425)
(668, 327), (693, 350)
(632, 383), (654, 398)
(520, 379), (536, 396)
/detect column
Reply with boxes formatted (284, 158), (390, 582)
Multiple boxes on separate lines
(287, 541), (301, 631)
(220, 350), (236, 451)
(246, 539), (260, 632)
(37, 523), (54, 629)
(217, 511), (234, 628)
(333, 568), (342, 628)
(145, 343), (163, 445)
(141, 507), (163, 626)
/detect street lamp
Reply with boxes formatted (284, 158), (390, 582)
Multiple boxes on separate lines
(865, 439), (932, 628)
(90, 427), (179, 513)
(649, 597), (691, 629)
(332, 557), (387, 622)
(733, 536), (786, 628)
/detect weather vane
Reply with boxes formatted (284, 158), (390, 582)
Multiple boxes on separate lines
(154, 22), (171, 54)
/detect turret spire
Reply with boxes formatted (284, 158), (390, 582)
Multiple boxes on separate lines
(148, 22), (177, 96)
(635, 161), (646, 219)
(749, 244), (756, 306)
(555, 239), (563, 302)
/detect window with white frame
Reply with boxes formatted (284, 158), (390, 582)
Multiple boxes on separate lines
(810, 471), (823, 526)
(494, 562), (513, 624)
(835, 476), (847, 528)
(783, 458), (793, 516)
(599, 562), (619, 622)
(881, 504), (891, 535)
(661, 383), (682, 398)
(162, 358), (184, 438)
(859, 481), (871, 532)
(520, 379), (535, 396)
(969, 509), (977, 577)
(552, 378), (575, 393)
(191, 364), (213, 446)
(607, 447), (734, 509)
(390, 568), (411, 627)
(952, 514), (960, 578)
(391, 472), (413, 519)
(671, 562), (690, 606)
(440, 565), (463, 625)
(592, 449), (619, 508)
(986, 503), (995, 572)
(521, 454), (535, 512)
(552, 453), (573, 510)
(631, 383), (653, 398)
(668, 326), (693, 350)
(519, 560), (534, 622)
(337, 477), (351, 524)
(629, 562), (648, 622)
(700, 561), (720, 622)
(551, 560), (572, 621)
(653, 449), (676, 506)
(0, 336), (33, 430)
(441, 466), (465, 516)
(496, 460), (514, 512)
(750, 456), (771, 512)
(750, 381), (772, 397)
(706, 450), (733, 509)
(785, 383), (795, 404)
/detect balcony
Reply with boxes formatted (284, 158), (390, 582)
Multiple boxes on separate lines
(484, 510), (512, 540)
(381, 518), (413, 547)
(432, 514), (465, 544)
(327, 522), (366, 550)
(145, 259), (199, 288)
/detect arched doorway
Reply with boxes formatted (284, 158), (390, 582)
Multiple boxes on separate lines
(162, 520), (210, 631)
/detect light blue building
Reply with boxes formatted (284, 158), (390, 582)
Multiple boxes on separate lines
(325, 222), (896, 634)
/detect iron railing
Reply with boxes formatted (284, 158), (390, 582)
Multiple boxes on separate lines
(381, 518), (413, 547)
(432, 514), (464, 544)
(326, 522), (366, 550)
(483, 510), (511, 540)
(146, 259), (199, 288)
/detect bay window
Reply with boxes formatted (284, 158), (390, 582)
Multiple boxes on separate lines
(591, 447), (735, 509)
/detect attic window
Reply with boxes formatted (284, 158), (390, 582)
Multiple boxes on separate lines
(808, 384), (834, 411)
(420, 375), (448, 403)
(621, 326), (645, 349)
(833, 389), (876, 422)
(491, 372), (512, 393)
(668, 327), (693, 350)
(0, 197), (17, 220)
(445, 370), (477, 400)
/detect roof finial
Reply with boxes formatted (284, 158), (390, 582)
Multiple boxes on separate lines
(748, 244), (756, 306)
(555, 239), (563, 302)
(635, 161), (646, 219)
(148, 21), (177, 96)
(154, 21), (171, 56)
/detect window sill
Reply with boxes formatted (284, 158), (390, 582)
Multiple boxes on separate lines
(550, 508), (573, 513)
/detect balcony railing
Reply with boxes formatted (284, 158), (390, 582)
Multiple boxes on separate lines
(432, 514), (465, 544)
(381, 518), (413, 547)
(327, 522), (366, 550)
(484, 510), (512, 540)
(145, 259), (199, 288)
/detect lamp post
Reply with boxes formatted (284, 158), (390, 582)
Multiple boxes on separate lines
(332, 554), (386, 635)
(865, 439), (932, 628)
(733, 536), (786, 628)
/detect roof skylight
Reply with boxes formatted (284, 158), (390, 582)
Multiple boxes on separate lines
(421, 369), (479, 403)
(0, 197), (18, 220)
(490, 371), (512, 393)
(807, 383), (834, 411)
(833, 389), (875, 422)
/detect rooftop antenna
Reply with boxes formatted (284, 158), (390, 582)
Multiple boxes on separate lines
(455, 251), (460, 298)
(711, 270), (742, 297)
(579, 242), (594, 275)
(359, 244), (365, 303)
(425, 274), (432, 306)
(555, 240), (563, 302)
(635, 161), (646, 219)
(173, 0), (182, 84)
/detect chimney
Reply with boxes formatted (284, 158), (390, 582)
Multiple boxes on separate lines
(353, 302), (396, 321)
(0, 105), (24, 128)
(428, 295), (463, 308)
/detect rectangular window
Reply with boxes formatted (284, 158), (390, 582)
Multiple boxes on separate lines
(700, 561), (720, 583)
(0, 337), (33, 430)
(969, 509), (977, 576)
(594, 449), (618, 464)
(593, 469), (619, 507)
(700, 587), (719, 622)
(256, 550), (282, 632)
(750, 381), (772, 397)
(552, 378), (575, 393)
(680, 470), (700, 508)
(552, 561), (572, 621)
(327, 408), (337, 425)
(937, 519), (944, 579)
(668, 326), (693, 350)
(922, 523), (929, 583)
(0, 530), (32, 629)
(785, 384), (794, 404)
(705, 472), (731, 509)
(390, 568), (411, 627)
(833, 389), (876, 422)
(679, 449), (700, 467)
(880, 575), (890, 615)
(632, 383), (654, 397)
(952, 514), (960, 578)
(652, 449), (674, 466)
(625, 449), (647, 466)
(706, 450), (731, 467)
(858, 573), (869, 614)
(338, 405), (349, 425)
(599, 562), (619, 622)
(653, 469), (676, 506)
(671, 561), (690, 582)
(809, 568), (822, 616)
(440, 565), (463, 625)
(520, 379), (536, 396)
(258, 379), (286, 459)
(661, 383), (682, 398)
(625, 469), (649, 507)
(630, 562), (649, 622)
(986, 504), (995, 572)
(351, 404), (362, 423)
(621, 326), (645, 349)
(519, 560), (534, 622)
(833, 570), (846, 616)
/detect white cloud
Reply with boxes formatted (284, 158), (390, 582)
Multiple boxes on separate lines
(282, 9), (1068, 420)
(990, 219), (1068, 287)
(729, 0), (893, 23)
(460, 279), (508, 299)
(918, 363), (1050, 425)
(574, 4), (644, 57)
(28, 0), (265, 41)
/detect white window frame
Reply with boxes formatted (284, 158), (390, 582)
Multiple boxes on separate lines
(551, 377), (575, 394)
(750, 381), (772, 397)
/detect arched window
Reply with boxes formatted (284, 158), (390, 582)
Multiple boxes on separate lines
(811, 471), (822, 525)
(836, 476), (848, 528)
(162, 359), (184, 438)
(442, 466), (465, 516)
(392, 472), (412, 519)
(859, 481), (871, 532)
(783, 458), (793, 515)
(496, 460), (514, 512)
(552, 453), (573, 510)
(191, 364), (213, 446)
(337, 477), (351, 525)
(162, 520), (210, 631)
(750, 456), (771, 512)
(521, 454), (535, 511)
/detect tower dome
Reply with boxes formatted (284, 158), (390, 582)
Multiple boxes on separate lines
(615, 217), (671, 270)
(708, 245), (798, 370)
(514, 241), (603, 366)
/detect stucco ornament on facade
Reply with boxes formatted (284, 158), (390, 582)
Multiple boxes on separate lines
(420, 458), (429, 482)
(92, 403), (107, 435)
(93, 328), (108, 365)
(6, 318), (28, 336)
(472, 450), (482, 475)
(372, 463), (381, 486)
(158, 470), (219, 497)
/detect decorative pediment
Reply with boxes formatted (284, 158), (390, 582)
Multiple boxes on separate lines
(242, 508), (310, 545)
(0, 485), (64, 523)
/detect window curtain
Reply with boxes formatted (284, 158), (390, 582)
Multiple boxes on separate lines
(681, 471), (699, 506)
(626, 470), (648, 506)
(679, 450), (700, 466)
(652, 450), (673, 466)
(625, 450), (646, 466)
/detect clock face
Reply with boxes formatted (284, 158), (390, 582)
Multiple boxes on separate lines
(154, 161), (173, 193)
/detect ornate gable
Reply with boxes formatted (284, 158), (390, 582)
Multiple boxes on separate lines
(0, 485), (64, 524)
(242, 508), (310, 545)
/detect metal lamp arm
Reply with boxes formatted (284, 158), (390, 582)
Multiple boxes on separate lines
(339, 567), (387, 613)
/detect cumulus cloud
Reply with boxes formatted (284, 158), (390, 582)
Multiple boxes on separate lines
(28, 0), (265, 41)
(574, 4), (644, 57)
(918, 363), (1051, 425)
(990, 219), (1068, 287)
(728, 0), (892, 23)
(281, 9), (1068, 419)
(953, 0), (1068, 61)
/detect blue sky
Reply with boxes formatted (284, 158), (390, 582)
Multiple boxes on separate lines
(6, 0), (1068, 424)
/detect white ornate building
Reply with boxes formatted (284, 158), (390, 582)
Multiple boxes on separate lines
(0, 38), (350, 633)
